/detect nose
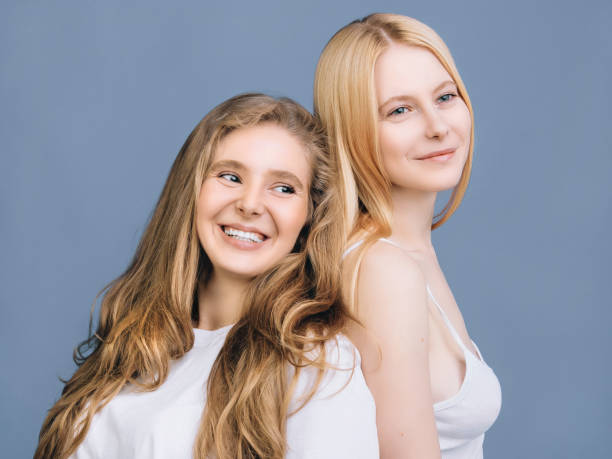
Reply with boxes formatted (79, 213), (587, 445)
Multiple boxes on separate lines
(236, 184), (264, 217)
(423, 107), (449, 139)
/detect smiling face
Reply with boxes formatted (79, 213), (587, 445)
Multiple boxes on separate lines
(196, 123), (311, 280)
(375, 44), (472, 193)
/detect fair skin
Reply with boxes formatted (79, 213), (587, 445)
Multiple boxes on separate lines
(195, 123), (311, 330)
(346, 44), (476, 458)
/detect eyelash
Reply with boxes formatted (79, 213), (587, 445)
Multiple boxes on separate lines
(219, 172), (240, 183)
(273, 184), (295, 194)
(387, 92), (458, 117)
(388, 106), (412, 117)
(218, 173), (295, 194)
(438, 92), (457, 103)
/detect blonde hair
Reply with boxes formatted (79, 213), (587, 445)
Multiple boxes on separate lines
(314, 13), (474, 307)
(35, 93), (347, 459)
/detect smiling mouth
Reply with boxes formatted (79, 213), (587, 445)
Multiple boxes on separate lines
(221, 225), (267, 244)
(417, 148), (456, 160)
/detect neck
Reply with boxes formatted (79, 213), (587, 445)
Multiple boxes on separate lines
(388, 185), (437, 252)
(196, 270), (250, 330)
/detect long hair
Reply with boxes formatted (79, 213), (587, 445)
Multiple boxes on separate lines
(313, 13), (475, 307)
(35, 93), (347, 459)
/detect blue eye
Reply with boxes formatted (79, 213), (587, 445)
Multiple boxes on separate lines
(390, 106), (409, 116)
(273, 184), (295, 194)
(438, 93), (456, 103)
(219, 173), (240, 183)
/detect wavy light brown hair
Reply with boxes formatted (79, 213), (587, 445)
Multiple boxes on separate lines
(35, 93), (347, 459)
(314, 13), (475, 307)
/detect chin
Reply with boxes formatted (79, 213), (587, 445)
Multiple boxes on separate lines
(224, 260), (277, 280)
(396, 171), (464, 193)
(226, 266), (266, 280)
(432, 177), (464, 192)
(428, 167), (466, 191)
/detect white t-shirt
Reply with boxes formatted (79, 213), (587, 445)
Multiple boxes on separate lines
(70, 325), (379, 458)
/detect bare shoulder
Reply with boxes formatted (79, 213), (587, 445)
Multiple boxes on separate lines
(350, 243), (440, 456)
(347, 241), (430, 370)
(360, 239), (424, 276)
(357, 240), (428, 320)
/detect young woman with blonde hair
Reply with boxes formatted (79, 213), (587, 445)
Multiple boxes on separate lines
(315, 14), (501, 458)
(34, 93), (378, 459)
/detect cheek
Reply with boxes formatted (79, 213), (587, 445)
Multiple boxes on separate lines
(195, 182), (227, 237)
(452, 102), (472, 144)
(379, 124), (420, 168)
(194, 187), (210, 246)
(195, 183), (213, 223)
(379, 126), (400, 158)
(276, 200), (309, 241)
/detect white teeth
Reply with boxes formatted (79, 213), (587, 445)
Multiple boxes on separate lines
(223, 226), (264, 243)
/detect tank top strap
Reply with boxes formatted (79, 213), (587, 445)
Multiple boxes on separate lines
(377, 237), (402, 249)
(342, 239), (364, 259)
(425, 285), (469, 354)
(345, 237), (405, 256)
(343, 237), (400, 258)
(346, 238), (470, 354)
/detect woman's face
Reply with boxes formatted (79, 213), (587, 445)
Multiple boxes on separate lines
(375, 44), (471, 193)
(196, 123), (311, 280)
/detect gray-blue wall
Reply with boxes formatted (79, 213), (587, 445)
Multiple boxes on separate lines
(1, 1), (610, 457)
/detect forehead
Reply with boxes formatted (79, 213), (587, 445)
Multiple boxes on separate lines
(374, 44), (453, 99)
(213, 123), (312, 182)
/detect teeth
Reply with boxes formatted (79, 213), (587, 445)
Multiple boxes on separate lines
(223, 226), (264, 243)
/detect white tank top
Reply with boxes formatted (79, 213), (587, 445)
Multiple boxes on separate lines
(345, 238), (502, 458)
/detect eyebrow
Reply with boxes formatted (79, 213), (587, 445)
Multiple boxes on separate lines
(378, 79), (458, 112)
(269, 170), (305, 191)
(209, 160), (306, 191)
(209, 159), (246, 172)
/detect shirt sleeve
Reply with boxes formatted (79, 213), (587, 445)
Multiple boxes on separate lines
(285, 335), (380, 459)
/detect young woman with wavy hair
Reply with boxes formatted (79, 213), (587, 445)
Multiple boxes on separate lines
(35, 93), (378, 459)
(314, 14), (501, 458)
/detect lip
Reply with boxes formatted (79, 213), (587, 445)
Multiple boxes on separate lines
(417, 148), (456, 161)
(220, 223), (269, 239)
(218, 224), (270, 251)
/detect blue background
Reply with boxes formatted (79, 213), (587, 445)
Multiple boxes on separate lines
(1, 1), (610, 457)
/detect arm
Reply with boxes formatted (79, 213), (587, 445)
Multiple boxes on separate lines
(285, 336), (380, 459)
(351, 242), (441, 459)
